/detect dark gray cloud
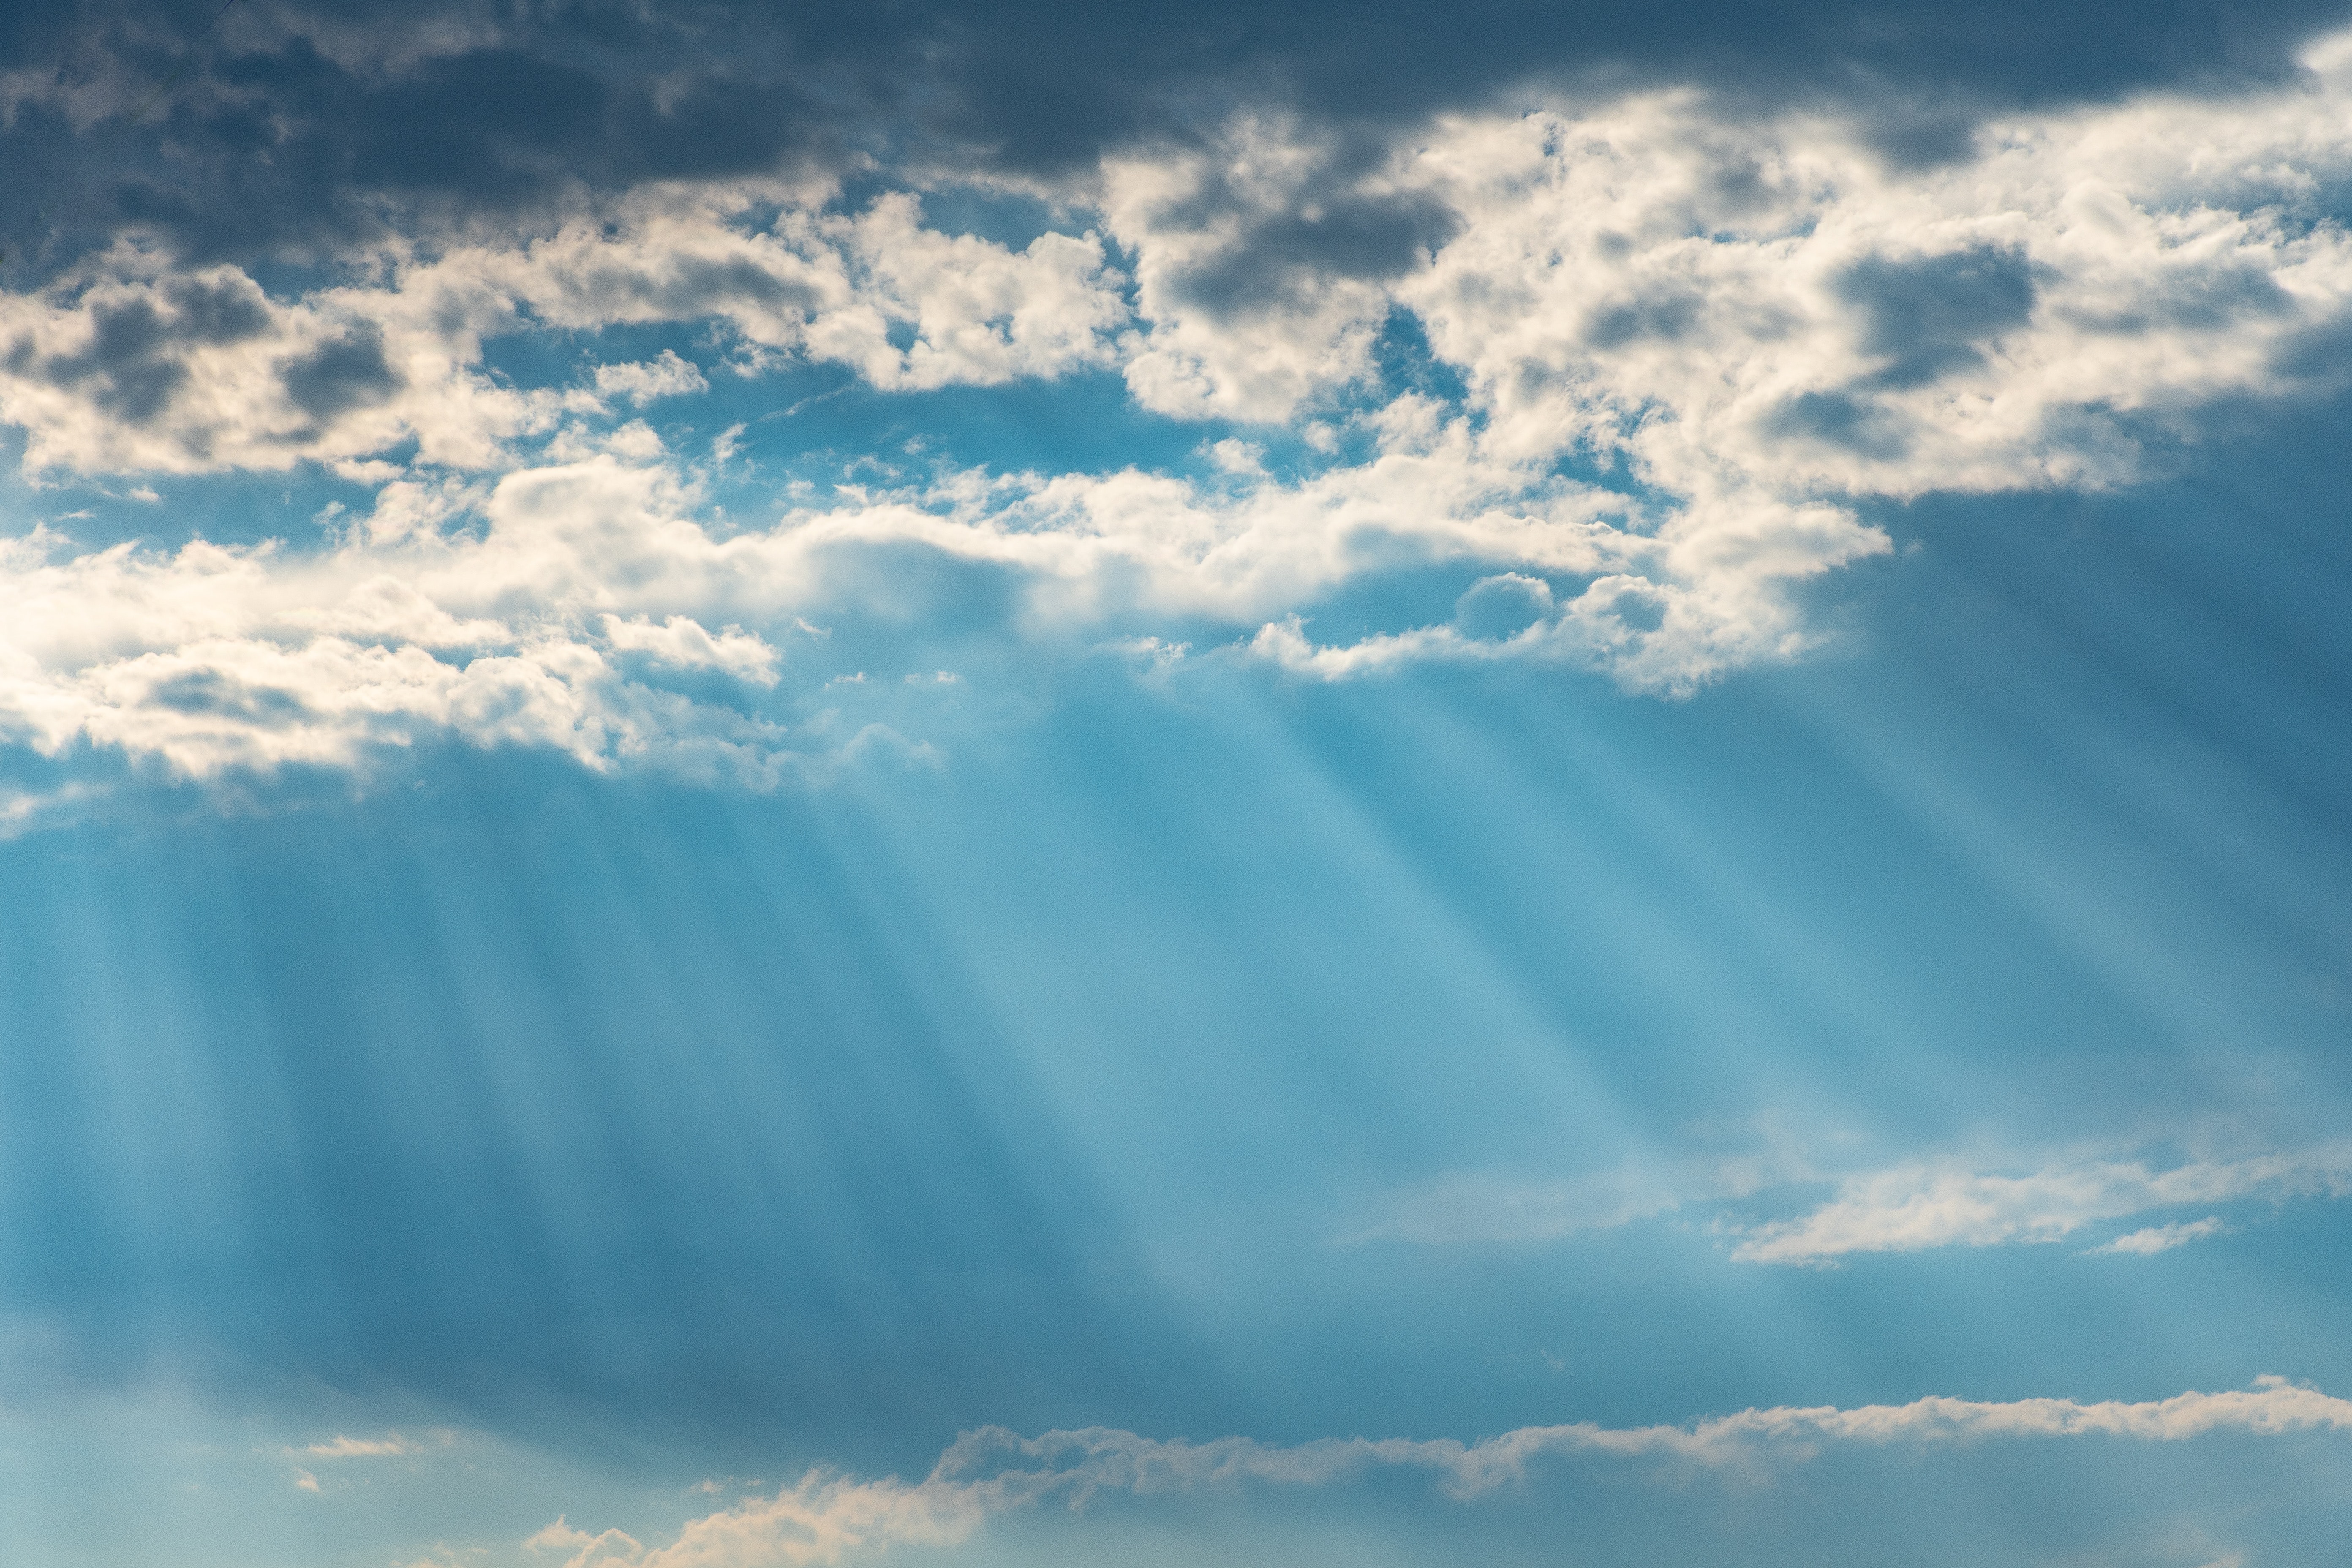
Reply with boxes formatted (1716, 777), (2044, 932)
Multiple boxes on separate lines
(907, 0), (2352, 170)
(1767, 389), (1911, 459)
(0, 0), (2347, 278)
(1842, 247), (2040, 389)
(1760, 246), (2042, 457)
(145, 667), (315, 725)
(1179, 196), (1461, 312)
(3, 270), (272, 428)
(1584, 293), (1704, 350)
(278, 321), (400, 422)
(6, 295), (186, 421)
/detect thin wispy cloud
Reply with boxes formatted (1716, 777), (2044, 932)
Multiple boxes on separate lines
(2090, 1218), (2233, 1256)
(293, 1430), (451, 1459)
(1350, 1137), (1812, 1244)
(1357, 1141), (2349, 1263)
(1732, 1149), (2352, 1265)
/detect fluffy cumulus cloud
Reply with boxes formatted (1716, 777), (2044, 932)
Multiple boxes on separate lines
(8, 30), (2352, 790)
(0, 462), (876, 784)
(0, 187), (1128, 475)
(529, 1380), (2352, 1566)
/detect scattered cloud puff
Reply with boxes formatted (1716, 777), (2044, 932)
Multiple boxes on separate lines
(529, 1380), (2352, 1566)
(8, 34), (2352, 786)
(275, 1429), (451, 1497)
(1732, 1146), (2352, 1265)
(595, 352), (711, 406)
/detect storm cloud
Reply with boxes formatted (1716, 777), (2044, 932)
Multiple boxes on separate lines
(3, 0), (2349, 275)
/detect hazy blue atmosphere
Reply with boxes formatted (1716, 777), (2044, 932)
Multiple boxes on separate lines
(4, 4), (2352, 1565)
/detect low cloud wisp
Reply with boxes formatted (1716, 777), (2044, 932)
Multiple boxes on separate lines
(530, 1380), (2352, 1567)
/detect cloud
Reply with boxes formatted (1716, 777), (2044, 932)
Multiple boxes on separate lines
(0, 463), (820, 782)
(594, 352), (711, 406)
(601, 615), (782, 687)
(534, 1380), (2352, 1566)
(1104, 117), (1449, 422)
(11, 38), (2352, 787)
(1350, 1135), (1812, 1244)
(1217, 45), (2352, 679)
(297, 1429), (449, 1458)
(5, 0), (2346, 280)
(1348, 1168), (1688, 1246)
(0, 190), (1128, 475)
(2090, 1217), (2233, 1256)
(1731, 1148), (2352, 1264)
(272, 1429), (450, 1495)
(1394, 74), (2352, 492)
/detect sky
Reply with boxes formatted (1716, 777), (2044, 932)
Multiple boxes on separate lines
(4, 2), (2352, 1564)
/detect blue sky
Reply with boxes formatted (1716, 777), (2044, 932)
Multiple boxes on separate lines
(4, 4), (2352, 1565)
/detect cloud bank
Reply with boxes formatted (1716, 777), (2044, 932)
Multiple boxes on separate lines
(8, 30), (2352, 795)
(530, 1380), (2352, 1567)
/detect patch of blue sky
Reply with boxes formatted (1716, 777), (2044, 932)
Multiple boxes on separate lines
(0, 416), (397, 553)
(0, 464), (400, 551)
(831, 179), (1079, 255)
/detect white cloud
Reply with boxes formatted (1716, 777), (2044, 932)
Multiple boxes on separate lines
(0, 434), (1685, 781)
(0, 464), (811, 782)
(534, 1380), (2352, 1566)
(1731, 1148), (2352, 1265)
(601, 615), (783, 686)
(528, 1520), (646, 1567)
(594, 352), (710, 405)
(2090, 1217), (2233, 1256)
